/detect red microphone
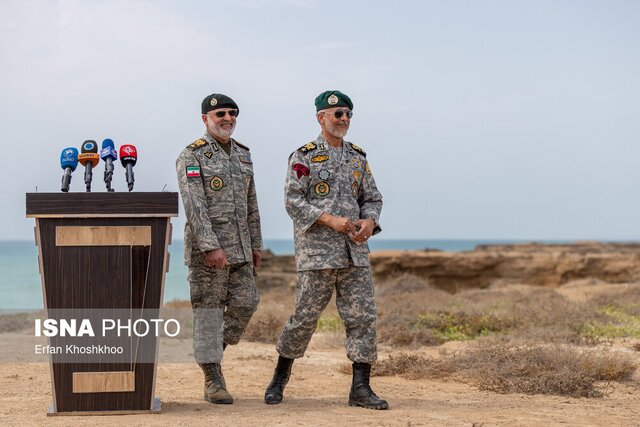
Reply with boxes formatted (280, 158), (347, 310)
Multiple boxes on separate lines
(119, 144), (137, 191)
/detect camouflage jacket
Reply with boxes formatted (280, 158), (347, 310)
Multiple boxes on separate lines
(176, 132), (262, 266)
(285, 133), (383, 271)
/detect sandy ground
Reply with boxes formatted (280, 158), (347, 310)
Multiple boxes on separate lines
(1, 334), (639, 427)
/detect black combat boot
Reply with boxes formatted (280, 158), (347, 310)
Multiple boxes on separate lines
(264, 356), (294, 404)
(200, 363), (233, 404)
(348, 362), (389, 410)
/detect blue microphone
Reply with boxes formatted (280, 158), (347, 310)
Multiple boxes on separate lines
(60, 147), (79, 192)
(100, 139), (118, 192)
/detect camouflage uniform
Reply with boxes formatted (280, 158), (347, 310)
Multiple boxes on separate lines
(276, 134), (383, 363)
(176, 131), (262, 363)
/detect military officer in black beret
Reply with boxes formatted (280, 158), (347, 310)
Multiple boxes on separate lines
(176, 93), (263, 404)
(264, 90), (388, 410)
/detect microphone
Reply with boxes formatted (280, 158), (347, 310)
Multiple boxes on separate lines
(77, 140), (100, 192)
(100, 139), (117, 192)
(119, 144), (137, 192)
(59, 147), (79, 192)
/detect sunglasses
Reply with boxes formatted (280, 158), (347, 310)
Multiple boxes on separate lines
(212, 109), (238, 118)
(323, 109), (353, 119)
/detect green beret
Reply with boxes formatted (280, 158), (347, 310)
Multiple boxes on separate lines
(315, 90), (353, 111)
(201, 93), (239, 115)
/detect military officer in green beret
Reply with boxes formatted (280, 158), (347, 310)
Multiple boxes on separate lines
(264, 90), (388, 410)
(176, 93), (263, 404)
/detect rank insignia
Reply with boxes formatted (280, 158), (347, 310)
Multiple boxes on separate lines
(210, 98), (218, 107)
(311, 155), (329, 163)
(352, 158), (360, 169)
(315, 181), (330, 197)
(298, 142), (317, 154)
(204, 151), (213, 159)
(188, 139), (207, 150)
(292, 163), (310, 179)
(210, 176), (224, 191)
(353, 170), (361, 181)
(350, 143), (366, 156)
(328, 94), (339, 105)
(351, 181), (359, 197)
(318, 169), (330, 180)
(186, 166), (201, 178)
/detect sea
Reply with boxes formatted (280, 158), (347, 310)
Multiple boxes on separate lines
(0, 239), (574, 310)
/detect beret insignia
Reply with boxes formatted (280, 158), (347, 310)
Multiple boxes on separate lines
(210, 98), (218, 107)
(327, 94), (339, 105)
(188, 139), (207, 150)
(311, 155), (329, 163)
(298, 142), (317, 154)
(350, 143), (366, 156)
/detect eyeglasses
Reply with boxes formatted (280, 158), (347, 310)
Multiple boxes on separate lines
(330, 109), (353, 119)
(212, 109), (238, 118)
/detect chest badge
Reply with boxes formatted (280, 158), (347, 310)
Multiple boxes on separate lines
(351, 158), (361, 169)
(353, 170), (361, 181)
(315, 181), (330, 197)
(351, 181), (359, 197)
(311, 155), (329, 163)
(318, 169), (330, 180)
(210, 176), (224, 191)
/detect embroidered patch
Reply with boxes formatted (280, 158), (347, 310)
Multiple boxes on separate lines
(315, 181), (330, 197)
(240, 153), (253, 164)
(204, 151), (213, 159)
(210, 176), (224, 191)
(311, 155), (329, 163)
(351, 181), (359, 197)
(299, 142), (317, 154)
(292, 163), (310, 179)
(318, 169), (330, 180)
(186, 166), (201, 178)
(353, 170), (361, 182)
(352, 158), (361, 169)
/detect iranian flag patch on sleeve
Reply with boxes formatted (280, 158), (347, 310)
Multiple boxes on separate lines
(186, 166), (201, 178)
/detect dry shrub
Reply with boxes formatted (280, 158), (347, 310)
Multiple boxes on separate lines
(244, 312), (286, 344)
(457, 342), (637, 397)
(0, 311), (41, 333)
(372, 352), (456, 379)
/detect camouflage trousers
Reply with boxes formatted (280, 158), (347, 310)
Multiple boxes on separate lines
(189, 254), (259, 364)
(276, 264), (378, 363)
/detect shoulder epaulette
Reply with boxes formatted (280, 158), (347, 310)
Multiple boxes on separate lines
(234, 139), (250, 151)
(298, 141), (317, 154)
(350, 142), (367, 157)
(188, 139), (207, 150)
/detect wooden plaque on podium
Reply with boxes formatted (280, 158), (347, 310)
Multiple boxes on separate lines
(26, 192), (178, 415)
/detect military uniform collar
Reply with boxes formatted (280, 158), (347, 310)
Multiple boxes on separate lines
(203, 132), (237, 153)
(316, 133), (354, 153)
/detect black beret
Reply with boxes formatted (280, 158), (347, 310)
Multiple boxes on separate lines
(201, 93), (239, 115)
(315, 90), (353, 111)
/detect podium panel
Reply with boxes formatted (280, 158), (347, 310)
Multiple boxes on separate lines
(26, 192), (178, 415)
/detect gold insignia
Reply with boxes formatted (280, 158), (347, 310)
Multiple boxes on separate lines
(204, 151), (213, 159)
(365, 162), (371, 174)
(328, 94), (339, 105)
(354, 170), (361, 181)
(299, 142), (317, 154)
(315, 181), (330, 197)
(210, 176), (224, 191)
(352, 158), (361, 169)
(350, 143), (366, 156)
(210, 98), (218, 107)
(311, 155), (329, 163)
(188, 139), (207, 150)
(351, 181), (359, 197)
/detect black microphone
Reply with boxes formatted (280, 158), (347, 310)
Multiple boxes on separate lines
(77, 140), (99, 192)
(59, 147), (79, 192)
(119, 144), (137, 192)
(100, 139), (117, 192)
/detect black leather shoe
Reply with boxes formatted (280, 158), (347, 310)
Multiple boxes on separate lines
(264, 356), (294, 404)
(348, 362), (389, 410)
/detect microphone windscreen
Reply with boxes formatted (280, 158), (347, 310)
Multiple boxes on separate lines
(60, 147), (79, 171)
(100, 139), (118, 161)
(119, 144), (138, 166)
(81, 140), (98, 154)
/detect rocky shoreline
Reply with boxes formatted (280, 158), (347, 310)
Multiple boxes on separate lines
(257, 242), (640, 292)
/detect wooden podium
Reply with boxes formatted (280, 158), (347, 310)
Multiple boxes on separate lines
(26, 192), (178, 415)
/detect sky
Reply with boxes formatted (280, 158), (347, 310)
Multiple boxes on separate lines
(1, 0), (639, 241)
